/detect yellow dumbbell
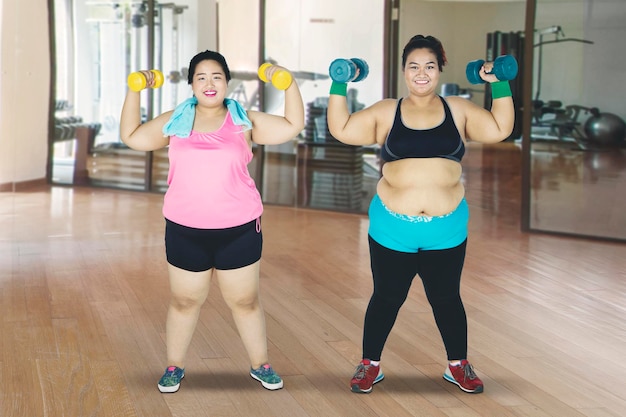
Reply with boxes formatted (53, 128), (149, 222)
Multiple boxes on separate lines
(127, 69), (165, 92)
(258, 63), (292, 90)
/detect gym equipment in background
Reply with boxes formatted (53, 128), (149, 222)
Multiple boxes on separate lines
(440, 83), (473, 99)
(533, 25), (593, 102)
(531, 102), (625, 149)
(583, 109), (626, 146)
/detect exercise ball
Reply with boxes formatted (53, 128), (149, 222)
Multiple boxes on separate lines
(583, 112), (626, 145)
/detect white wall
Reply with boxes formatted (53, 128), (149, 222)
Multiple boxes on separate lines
(0, 0), (51, 186)
(218, 0), (260, 72)
(197, 1), (217, 52)
(218, 0), (385, 107)
(288, 0), (385, 107)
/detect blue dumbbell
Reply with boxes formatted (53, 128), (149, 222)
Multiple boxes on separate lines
(466, 55), (518, 85)
(329, 58), (369, 83)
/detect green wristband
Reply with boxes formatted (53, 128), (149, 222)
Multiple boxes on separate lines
(330, 81), (348, 96)
(491, 81), (512, 99)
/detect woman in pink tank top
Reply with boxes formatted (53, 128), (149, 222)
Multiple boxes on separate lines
(120, 50), (304, 393)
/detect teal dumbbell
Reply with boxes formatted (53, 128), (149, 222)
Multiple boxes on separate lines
(466, 55), (518, 85)
(329, 58), (369, 83)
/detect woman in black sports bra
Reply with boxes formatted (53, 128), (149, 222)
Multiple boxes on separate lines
(327, 35), (515, 395)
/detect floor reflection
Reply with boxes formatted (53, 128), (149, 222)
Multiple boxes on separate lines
(530, 141), (626, 239)
(260, 145), (377, 214)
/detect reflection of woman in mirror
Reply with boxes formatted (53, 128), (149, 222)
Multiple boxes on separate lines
(327, 35), (515, 394)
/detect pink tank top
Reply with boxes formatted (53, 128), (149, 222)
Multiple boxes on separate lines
(162, 111), (262, 229)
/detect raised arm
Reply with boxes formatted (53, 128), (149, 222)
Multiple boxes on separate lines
(326, 58), (387, 146)
(119, 70), (171, 151)
(327, 92), (388, 147)
(463, 60), (515, 143)
(247, 65), (305, 145)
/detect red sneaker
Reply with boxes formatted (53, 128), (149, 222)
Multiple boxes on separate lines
(350, 359), (384, 393)
(443, 360), (484, 393)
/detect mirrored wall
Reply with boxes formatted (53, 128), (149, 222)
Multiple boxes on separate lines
(50, 0), (385, 214)
(49, 0), (626, 237)
(205, 0), (387, 213)
(51, 0), (204, 191)
(525, 0), (626, 240)
(262, 0), (385, 212)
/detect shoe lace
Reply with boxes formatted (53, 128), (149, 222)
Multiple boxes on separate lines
(160, 368), (182, 386)
(254, 364), (280, 382)
(462, 363), (478, 381)
(353, 363), (368, 381)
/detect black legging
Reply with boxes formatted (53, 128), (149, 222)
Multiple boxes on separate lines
(363, 236), (468, 361)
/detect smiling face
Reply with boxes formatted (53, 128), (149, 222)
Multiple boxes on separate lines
(191, 59), (228, 104)
(403, 48), (440, 95)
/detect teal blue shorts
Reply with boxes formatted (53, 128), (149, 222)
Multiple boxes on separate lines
(368, 194), (469, 253)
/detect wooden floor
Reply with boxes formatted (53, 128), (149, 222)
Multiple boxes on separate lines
(2, 143), (625, 417)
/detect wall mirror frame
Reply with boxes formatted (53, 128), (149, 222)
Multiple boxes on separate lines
(521, 0), (626, 243)
(43, 0), (626, 242)
(47, 0), (390, 216)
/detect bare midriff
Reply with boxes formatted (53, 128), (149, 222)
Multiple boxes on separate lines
(377, 158), (464, 217)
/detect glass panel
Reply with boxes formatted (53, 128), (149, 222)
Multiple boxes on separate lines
(215, 0), (262, 189)
(263, 0), (385, 213)
(51, 1), (150, 189)
(51, 0), (197, 192)
(85, 2), (148, 190)
(529, 0), (626, 240)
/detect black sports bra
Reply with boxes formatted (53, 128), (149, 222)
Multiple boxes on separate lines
(380, 96), (465, 163)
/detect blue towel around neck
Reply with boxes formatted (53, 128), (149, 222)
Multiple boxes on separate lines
(162, 96), (252, 138)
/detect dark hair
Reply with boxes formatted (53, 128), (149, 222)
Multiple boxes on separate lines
(401, 35), (447, 72)
(187, 50), (231, 84)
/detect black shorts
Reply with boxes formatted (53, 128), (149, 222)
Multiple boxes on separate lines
(164, 218), (262, 272)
